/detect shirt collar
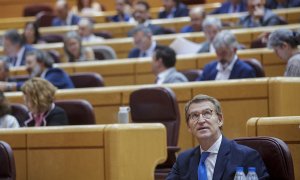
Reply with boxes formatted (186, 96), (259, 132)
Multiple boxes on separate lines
(66, 12), (73, 25)
(40, 68), (49, 79)
(216, 55), (238, 72)
(200, 135), (222, 154)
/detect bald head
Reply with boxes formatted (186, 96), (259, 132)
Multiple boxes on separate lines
(78, 18), (94, 37)
(189, 7), (206, 32)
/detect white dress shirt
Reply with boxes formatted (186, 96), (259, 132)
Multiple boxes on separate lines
(200, 135), (222, 180)
(215, 55), (238, 80)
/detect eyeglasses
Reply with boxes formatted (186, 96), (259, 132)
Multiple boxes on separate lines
(188, 109), (214, 122)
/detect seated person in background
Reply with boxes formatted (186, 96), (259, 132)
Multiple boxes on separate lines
(63, 31), (95, 62)
(265, 0), (300, 9)
(78, 18), (104, 42)
(3, 29), (35, 67)
(198, 17), (222, 53)
(0, 60), (11, 82)
(22, 78), (69, 127)
(110, 0), (132, 22)
(198, 30), (256, 81)
(152, 46), (188, 84)
(180, 6), (206, 33)
(0, 92), (19, 128)
(52, 0), (81, 26)
(72, 0), (103, 15)
(210, 0), (247, 14)
(0, 50), (74, 91)
(128, 26), (163, 58)
(22, 22), (44, 45)
(268, 29), (300, 77)
(128, 1), (165, 36)
(158, 0), (189, 19)
(238, 0), (286, 28)
(166, 94), (269, 179)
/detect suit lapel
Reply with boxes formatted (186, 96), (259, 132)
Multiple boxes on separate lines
(189, 147), (200, 180)
(229, 59), (239, 79)
(212, 136), (231, 180)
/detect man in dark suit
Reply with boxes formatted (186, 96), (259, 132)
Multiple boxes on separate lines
(128, 1), (165, 36)
(0, 50), (74, 92)
(198, 30), (255, 81)
(128, 26), (163, 58)
(52, 0), (81, 26)
(158, 0), (189, 19)
(238, 0), (286, 28)
(3, 30), (35, 67)
(167, 94), (269, 179)
(210, 0), (247, 14)
(152, 46), (188, 84)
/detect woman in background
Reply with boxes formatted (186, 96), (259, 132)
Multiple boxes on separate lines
(0, 92), (20, 128)
(63, 31), (95, 62)
(268, 29), (300, 77)
(22, 22), (43, 45)
(22, 78), (69, 127)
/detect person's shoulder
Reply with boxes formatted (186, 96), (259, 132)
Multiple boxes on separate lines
(177, 146), (198, 159)
(236, 59), (253, 70)
(128, 48), (140, 58)
(180, 25), (193, 33)
(47, 67), (66, 74)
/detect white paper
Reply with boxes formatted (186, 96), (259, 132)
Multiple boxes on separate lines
(169, 37), (202, 55)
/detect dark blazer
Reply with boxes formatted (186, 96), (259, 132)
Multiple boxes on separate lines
(198, 59), (256, 81)
(158, 3), (189, 19)
(52, 14), (81, 26)
(8, 44), (35, 67)
(210, 1), (247, 14)
(265, 0), (300, 9)
(166, 136), (269, 180)
(43, 68), (75, 89)
(110, 14), (131, 22)
(128, 44), (163, 58)
(24, 106), (69, 127)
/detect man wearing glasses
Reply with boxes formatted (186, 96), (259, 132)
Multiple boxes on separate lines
(166, 94), (269, 179)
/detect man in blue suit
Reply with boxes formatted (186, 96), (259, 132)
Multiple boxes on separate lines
(52, 0), (81, 26)
(166, 94), (269, 180)
(210, 0), (247, 14)
(3, 30), (35, 67)
(128, 26), (163, 58)
(158, 0), (189, 19)
(198, 30), (255, 81)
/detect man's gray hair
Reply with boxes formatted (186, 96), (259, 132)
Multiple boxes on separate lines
(202, 17), (222, 30)
(212, 30), (239, 50)
(78, 18), (94, 30)
(131, 25), (153, 37)
(268, 29), (300, 49)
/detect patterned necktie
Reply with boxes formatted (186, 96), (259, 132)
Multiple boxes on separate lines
(198, 152), (210, 180)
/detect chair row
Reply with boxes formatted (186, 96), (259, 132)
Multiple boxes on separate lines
(1, 23), (299, 60)
(5, 77), (300, 153)
(0, 124), (166, 180)
(0, 6), (299, 39)
(8, 48), (285, 86)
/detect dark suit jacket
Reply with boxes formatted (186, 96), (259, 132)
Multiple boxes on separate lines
(198, 59), (256, 81)
(128, 44), (163, 58)
(210, 1), (247, 14)
(52, 14), (81, 26)
(166, 136), (269, 180)
(43, 68), (75, 89)
(24, 106), (69, 127)
(110, 14), (131, 22)
(197, 41), (210, 53)
(158, 3), (189, 19)
(16, 68), (74, 90)
(8, 44), (35, 67)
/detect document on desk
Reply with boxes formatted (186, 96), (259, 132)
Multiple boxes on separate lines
(170, 37), (202, 55)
